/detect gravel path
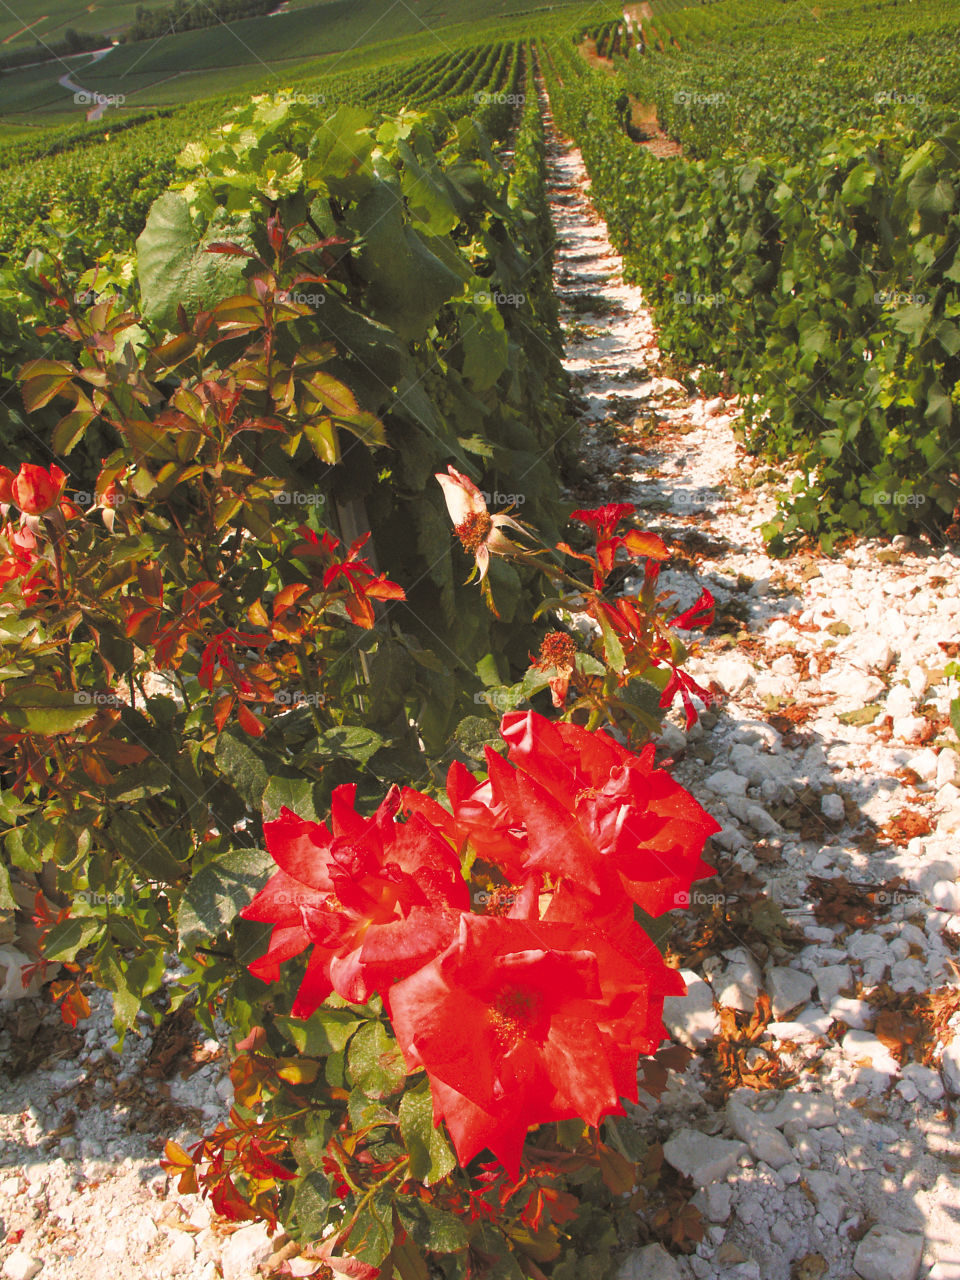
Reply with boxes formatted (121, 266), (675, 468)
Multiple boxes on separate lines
(542, 87), (960, 1280)
(2, 96), (960, 1280)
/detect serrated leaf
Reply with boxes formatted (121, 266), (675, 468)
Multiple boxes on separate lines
(346, 1019), (407, 1100)
(137, 192), (252, 331)
(214, 731), (270, 808)
(177, 847), (273, 951)
(317, 725), (384, 767)
(292, 1170), (332, 1239)
(43, 916), (102, 963)
(597, 608), (625, 673)
(275, 1006), (363, 1056)
(395, 1200), (468, 1253)
(349, 1190), (396, 1265)
(261, 775), (320, 823)
(0, 684), (98, 735)
(454, 714), (502, 762)
(107, 809), (188, 883)
(399, 1079), (457, 1185)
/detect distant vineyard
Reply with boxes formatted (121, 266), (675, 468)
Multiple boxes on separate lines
(545, 0), (960, 547)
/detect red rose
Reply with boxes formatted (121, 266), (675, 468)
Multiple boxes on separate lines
(11, 464), (67, 515)
(389, 912), (683, 1176)
(492, 711), (720, 915)
(241, 785), (469, 1015)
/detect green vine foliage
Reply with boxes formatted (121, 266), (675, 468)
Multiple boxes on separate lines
(133, 83), (572, 749)
(544, 22), (960, 551)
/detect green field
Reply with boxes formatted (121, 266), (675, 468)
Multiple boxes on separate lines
(0, 1), (164, 49)
(0, 0), (606, 123)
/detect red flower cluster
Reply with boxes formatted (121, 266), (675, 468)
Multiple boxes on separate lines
(244, 711), (719, 1177)
(0, 463), (78, 603)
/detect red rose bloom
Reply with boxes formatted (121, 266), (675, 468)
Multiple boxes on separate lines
(241, 785), (469, 1015)
(389, 912), (683, 1176)
(401, 760), (528, 879)
(490, 711), (720, 915)
(11, 464), (68, 516)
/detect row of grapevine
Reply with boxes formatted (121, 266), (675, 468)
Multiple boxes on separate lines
(544, 1), (960, 548)
(620, 0), (960, 161)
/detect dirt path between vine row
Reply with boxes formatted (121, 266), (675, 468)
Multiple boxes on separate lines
(540, 83), (960, 1280)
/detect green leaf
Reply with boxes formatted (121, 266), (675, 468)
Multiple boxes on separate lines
(43, 916), (102, 963)
(346, 1019), (407, 1100)
(349, 181), (464, 341)
(838, 704), (882, 726)
(5, 818), (58, 872)
(0, 683), (98, 735)
(292, 1170), (332, 1239)
(396, 1200), (468, 1253)
(276, 1006), (363, 1056)
(349, 1190), (396, 1266)
(214, 732), (270, 809)
(108, 809), (188, 883)
(317, 725), (384, 767)
(950, 696), (960, 743)
(177, 847), (273, 951)
(460, 295), (509, 392)
(89, 941), (142, 1029)
(454, 714), (502, 762)
(0, 862), (16, 910)
(469, 1223), (525, 1279)
(399, 1078), (457, 1185)
(597, 607), (625, 673)
(137, 192), (252, 331)
(261, 776), (320, 823)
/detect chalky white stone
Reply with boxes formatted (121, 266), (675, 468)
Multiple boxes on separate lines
(767, 966), (815, 1018)
(662, 1129), (746, 1186)
(853, 1226), (923, 1280)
